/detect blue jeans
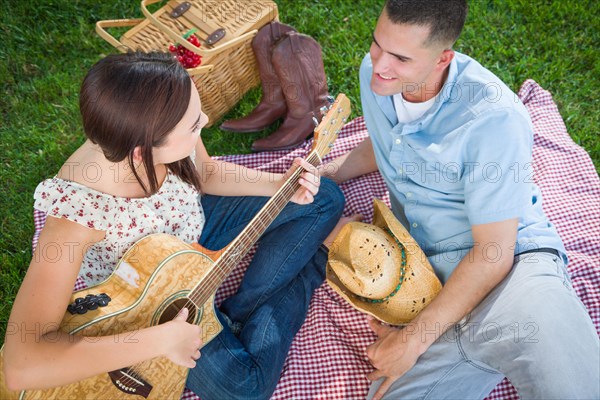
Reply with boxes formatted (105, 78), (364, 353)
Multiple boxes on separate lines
(368, 252), (600, 400)
(186, 178), (344, 400)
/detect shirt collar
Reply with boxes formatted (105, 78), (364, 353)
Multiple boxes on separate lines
(428, 52), (459, 117)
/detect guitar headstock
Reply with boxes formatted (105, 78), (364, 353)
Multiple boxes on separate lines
(311, 94), (351, 161)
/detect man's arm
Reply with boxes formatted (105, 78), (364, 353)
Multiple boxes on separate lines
(366, 218), (518, 400)
(319, 137), (379, 184)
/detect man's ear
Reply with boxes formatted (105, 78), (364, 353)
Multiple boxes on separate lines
(437, 49), (455, 70)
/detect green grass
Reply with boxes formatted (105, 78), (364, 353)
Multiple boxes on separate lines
(1, 0), (598, 340)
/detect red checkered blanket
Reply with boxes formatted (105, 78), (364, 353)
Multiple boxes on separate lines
(33, 80), (599, 399)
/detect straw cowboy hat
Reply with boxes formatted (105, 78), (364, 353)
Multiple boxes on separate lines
(326, 198), (442, 325)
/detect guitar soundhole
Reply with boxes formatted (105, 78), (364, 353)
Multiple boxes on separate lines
(158, 298), (198, 324)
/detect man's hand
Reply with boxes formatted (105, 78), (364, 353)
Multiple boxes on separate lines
(366, 317), (425, 400)
(365, 218), (519, 399)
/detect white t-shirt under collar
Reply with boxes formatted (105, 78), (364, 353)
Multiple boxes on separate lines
(393, 92), (438, 124)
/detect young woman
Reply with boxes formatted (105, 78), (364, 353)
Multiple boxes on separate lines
(3, 51), (345, 399)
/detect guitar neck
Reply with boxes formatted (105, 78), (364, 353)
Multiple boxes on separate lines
(189, 150), (322, 305)
(218, 150), (322, 269)
(187, 93), (350, 307)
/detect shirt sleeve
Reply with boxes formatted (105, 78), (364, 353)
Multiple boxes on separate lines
(462, 108), (534, 225)
(33, 179), (111, 231)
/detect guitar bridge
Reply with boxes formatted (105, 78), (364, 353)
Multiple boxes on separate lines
(108, 368), (152, 397)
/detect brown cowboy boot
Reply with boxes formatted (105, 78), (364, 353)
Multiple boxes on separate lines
(220, 21), (297, 133)
(251, 33), (330, 152)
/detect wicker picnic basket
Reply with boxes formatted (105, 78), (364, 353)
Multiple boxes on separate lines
(96, 0), (279, 126)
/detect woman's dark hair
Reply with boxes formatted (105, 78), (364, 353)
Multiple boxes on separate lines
(385, 0), (468, 48)
(79, 51), (202, 194)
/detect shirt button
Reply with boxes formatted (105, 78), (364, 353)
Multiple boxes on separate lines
(406, 192), (413, 198)
(398, 168), (403, 174)
(395, 138), (402, 144)
(412, 222), (418, 228)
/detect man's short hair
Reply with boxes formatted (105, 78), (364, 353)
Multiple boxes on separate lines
(385, 0), (468, 48)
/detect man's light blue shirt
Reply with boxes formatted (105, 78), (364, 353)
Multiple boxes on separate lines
(360, 52), (566, 282)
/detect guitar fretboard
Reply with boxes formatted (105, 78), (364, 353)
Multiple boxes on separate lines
(188, 151), (322, 306)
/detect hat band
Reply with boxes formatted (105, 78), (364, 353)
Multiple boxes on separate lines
(353, 228), (407, 304)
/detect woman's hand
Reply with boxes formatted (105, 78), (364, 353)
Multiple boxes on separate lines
(162, 308), (203, 368)
(282, 158), (321, 205)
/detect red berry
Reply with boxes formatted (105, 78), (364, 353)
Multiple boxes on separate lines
(187, 34), (200, 46)
(171, 33), (201, 68)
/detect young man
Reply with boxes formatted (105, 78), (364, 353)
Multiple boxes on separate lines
(322, 1), (600, 399)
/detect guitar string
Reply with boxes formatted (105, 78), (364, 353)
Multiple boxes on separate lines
(118, 151), (320, 386)
(175, 151), (319, 322)
(174, 134), (338, 324)
(119, 112), (346, 385)
(116, 119), (344, 387)
(186, 149), (323, 306)
(117, 115), (344, 385)
(174, 103), (344, 317)
(121, 157), (314, 386)
(119, 160), (312, 385)
(126, 105), (347, 385)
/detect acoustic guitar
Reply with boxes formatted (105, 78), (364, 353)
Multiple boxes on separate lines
(0, 94), (350, 399)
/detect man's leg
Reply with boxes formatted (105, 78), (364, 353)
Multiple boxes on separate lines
(369, 252), (599, 399)
(462, 252), (600, 399)
(367, 315), (505, 400)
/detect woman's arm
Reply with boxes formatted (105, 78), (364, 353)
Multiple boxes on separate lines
(3, 216), (201, 391)
(194, 138), (320, 203)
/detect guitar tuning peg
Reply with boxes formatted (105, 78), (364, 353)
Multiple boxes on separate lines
(326, 95), (335, 104)
(312, 116), (319, 127)
(320, 106), (328, 116)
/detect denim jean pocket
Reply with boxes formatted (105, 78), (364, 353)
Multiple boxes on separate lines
(553, 256), (574, 291)
(554, 257), (591, 315)
(457, 312), (472, 329)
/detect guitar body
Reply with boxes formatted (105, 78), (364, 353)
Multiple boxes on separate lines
(0, 234), (223, 400)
